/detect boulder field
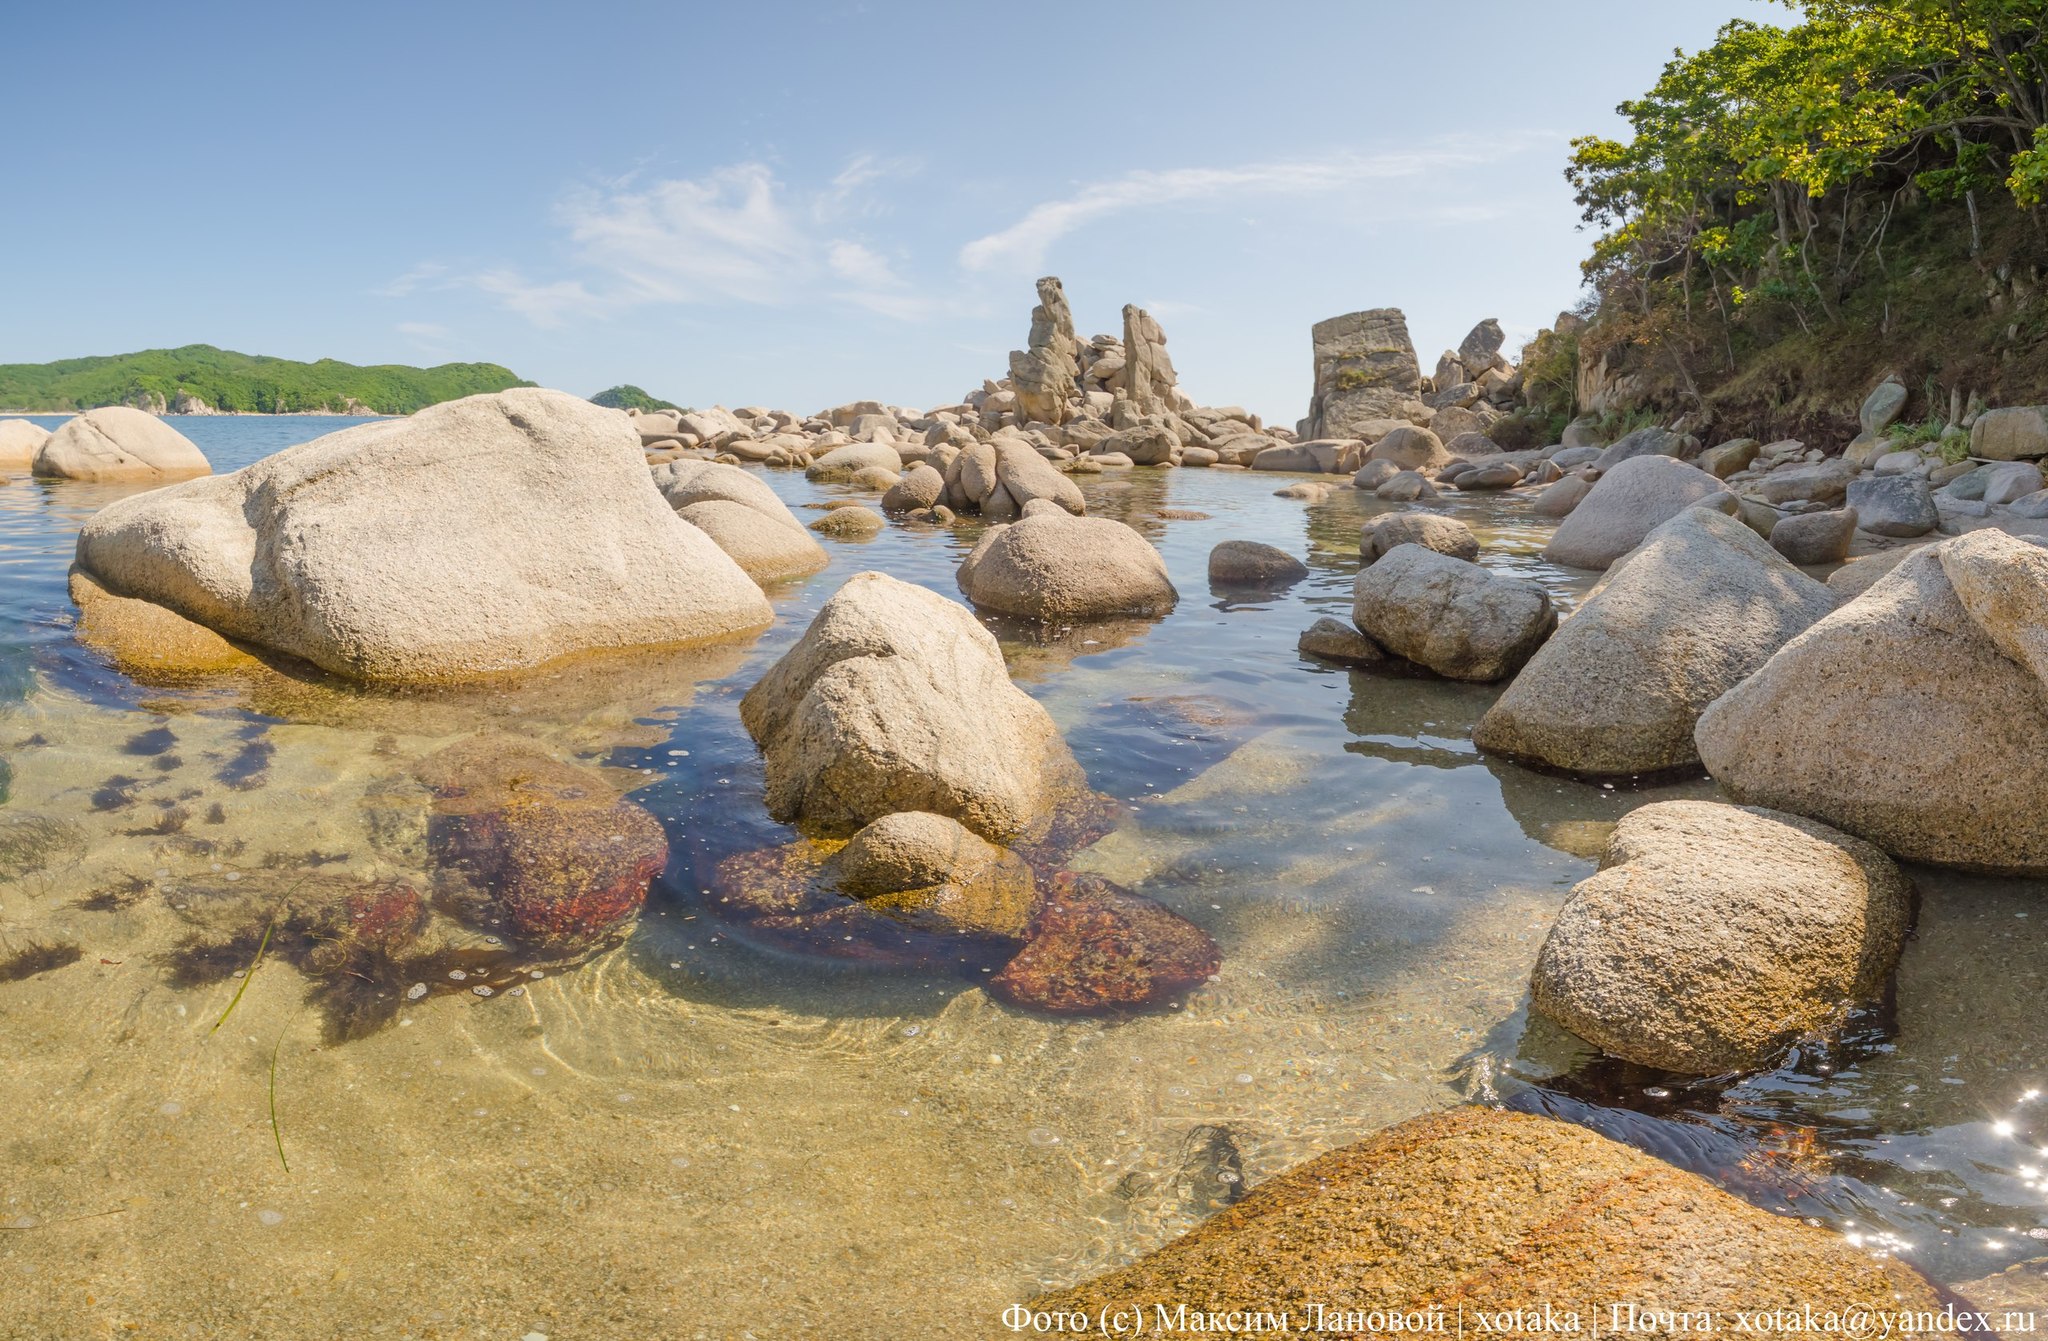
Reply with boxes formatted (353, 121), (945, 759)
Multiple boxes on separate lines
(71, 389), (772, 682)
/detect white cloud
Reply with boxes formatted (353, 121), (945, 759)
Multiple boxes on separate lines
(958, 145), (1513, 272)
(559, 163), (811, 306)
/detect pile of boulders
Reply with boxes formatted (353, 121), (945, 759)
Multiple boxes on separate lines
(1, 406), (212, 482)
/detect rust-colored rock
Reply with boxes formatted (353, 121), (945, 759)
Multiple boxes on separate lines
(1019, 1107), (1942, 1335)
(988, 872), (1219, 1014)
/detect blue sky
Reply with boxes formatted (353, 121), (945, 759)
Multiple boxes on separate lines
(5, 0), (1774, 423)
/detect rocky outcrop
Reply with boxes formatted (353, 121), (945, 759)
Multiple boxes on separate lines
(72, 389), (770, 682)
(1352, 546), (1554, 682)
(1119, 304), (1180, 419)
(1008, 277), (1081, 425)
(958, 513), (1176, 621)
(1024, 1107), (1941, 1321)
(1532, 801), (1910, 1073)
(33, 406), (211, 482)
(1305, 309), (1421, 440)
(1543, 454), (1725, 570)
(1696, 532), (2048, 874)
(832, 811), (1037, 940)
(0, 418), (50, 469)
(739, 572), (1085, 842)
(1477, 508), (1836, 777)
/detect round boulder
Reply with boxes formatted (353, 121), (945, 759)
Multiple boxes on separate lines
(1207, 540), (1308, 587)
(1352, 545), (1555, 682)
(34, 406), (211, 482)
(1532, 800), (1911, 1073)
(1360, 512), (1478, 564)
(738, 572), (1087, 842)
(0, 418), (50, 470)
(1543, 454), (1724, 570)
(880, 462), (945, 513)
(957, 513), (1176, 621)
(1697, 533), (2048, 874)
(1024, 1107), (1942, 1320)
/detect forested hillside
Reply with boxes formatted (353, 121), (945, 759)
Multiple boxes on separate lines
(0, 345), (532, 414)
(1541, 0), (2048, 445)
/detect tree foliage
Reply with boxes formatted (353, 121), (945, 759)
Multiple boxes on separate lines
(589, 384), (683, 412)
(1568, 0), (2046, 399)
(0, 345), (531, 414)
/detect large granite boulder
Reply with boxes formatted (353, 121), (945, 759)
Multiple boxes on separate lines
(1352, 546), (1554, 682)
(1024, 1107), (1941, 1321)
(1971, 406), (2048, 461)
(1769, 507), (1857, 565)
(1365, 425), (1450, 473)
(0, 418), (50, 469)
(1543, 454), (1724, 570)
(72, 389), (770, 682)
(739, 572), (1084, 842)
(1305, 308), (1421, 439)
(1696, 532), (2048, 874)
(805, 441), (901, 483)
(1847, 474), (1937, 537)
(880, 462), (945, 513)
(993, 441), (1085, 515)
(653, 459), (827, 584)
(33, 406), (211, 482)
(1477, 508), (1836, 776)
(1532, 801), (1912, 1073)
(1592, 425), (1686, 472)
(958, 513), (1176, 621)
(1208, 540), (1307, 586)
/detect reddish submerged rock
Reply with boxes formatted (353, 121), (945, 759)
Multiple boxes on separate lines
(419, 736), (666, 953)
(989, 872), (1220, 1014)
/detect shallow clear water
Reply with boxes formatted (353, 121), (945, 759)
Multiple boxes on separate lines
(0, 417), (2042, 1336)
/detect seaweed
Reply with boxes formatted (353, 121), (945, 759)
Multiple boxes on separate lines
(0, 941), (84, 983)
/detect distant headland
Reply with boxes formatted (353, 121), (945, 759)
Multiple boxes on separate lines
(0, 344), (533, 415)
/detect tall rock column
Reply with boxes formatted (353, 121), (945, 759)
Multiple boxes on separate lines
(1305, 308), (1421, 438)
(1008, 276), (1081, 425)
(1119, 303), (1181, 420)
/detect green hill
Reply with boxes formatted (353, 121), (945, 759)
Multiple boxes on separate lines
(0, 344), (533, 415)
(590, 384), (683, 412)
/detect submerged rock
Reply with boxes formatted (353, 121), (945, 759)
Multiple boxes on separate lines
(1476, 508), (1836, 777)
(72, 389), (771, 682)
(833, 811), (1037, 940)
(1531, 801), (1911, 1074)
(740, 572), (1086, 843)
(1697, 532), (2048, 874)
(33, 406), (211, 482)
(1297, 617), (1382, 665)
(1026, 1107), (1940, 1319)
(808, 505), (884, 539)
(419, 736), (666, 952)
(987, 872), (1219, 1014)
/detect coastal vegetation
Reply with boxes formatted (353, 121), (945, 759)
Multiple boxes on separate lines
(1559, 0), (2048, 440)
(590, 384), (683, 412)
(0, 344), (531, 415)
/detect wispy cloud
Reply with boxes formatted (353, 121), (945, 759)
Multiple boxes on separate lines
(958, 145), (1515, 272)
(373, 262), (449, 298)
(387, 156), (933, 326)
